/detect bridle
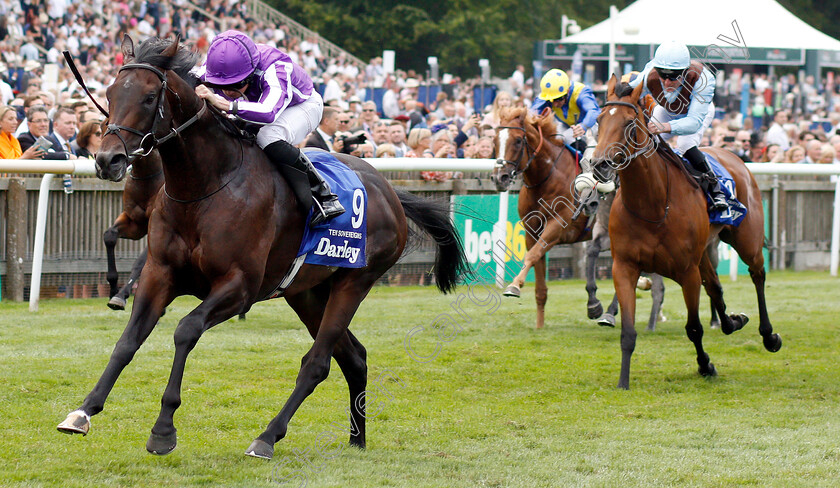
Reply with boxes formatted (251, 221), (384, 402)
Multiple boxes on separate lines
(495, 123), (563, 189)
(104, 63), (207, 164)
(601, 99), (670, 224)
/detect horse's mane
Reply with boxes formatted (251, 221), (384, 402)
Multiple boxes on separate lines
(133, 37), (255, 142)
(133, 37), (200, 88)
(499, 106), (565, 148)
(614, 82), (634, 98)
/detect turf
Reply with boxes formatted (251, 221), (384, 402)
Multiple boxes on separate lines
(0, 271), (838, 487)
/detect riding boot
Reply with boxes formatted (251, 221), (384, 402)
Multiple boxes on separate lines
(300, 151), (345, 226)
(263, 141), (345, 225)
(684, 146), (729, 211)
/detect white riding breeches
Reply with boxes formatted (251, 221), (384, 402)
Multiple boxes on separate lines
(255, 91), (324, 149)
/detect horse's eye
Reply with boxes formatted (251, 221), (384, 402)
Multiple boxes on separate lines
(144, 94), (157, 105)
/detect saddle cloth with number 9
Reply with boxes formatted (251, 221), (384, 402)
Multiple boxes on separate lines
(296, 149), (367, 268)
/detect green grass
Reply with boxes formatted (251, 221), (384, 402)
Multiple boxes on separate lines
(1, 271), (839, 487)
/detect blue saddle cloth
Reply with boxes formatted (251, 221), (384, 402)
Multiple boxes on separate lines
(296, 150), (367, 268)
(677, 151), (748, 227)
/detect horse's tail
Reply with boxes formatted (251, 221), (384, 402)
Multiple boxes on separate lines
(396, 190), (469, 294)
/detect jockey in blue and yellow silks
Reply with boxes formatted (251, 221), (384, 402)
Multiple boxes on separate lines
(530, 69), (600, 152)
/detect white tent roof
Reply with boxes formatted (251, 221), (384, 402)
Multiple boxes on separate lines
(562, 0), (840, 51)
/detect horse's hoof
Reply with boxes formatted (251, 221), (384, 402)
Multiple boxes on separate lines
(636, 276), (652, 291)
(709, 319), (721, 330)
(764, 333), (782, 353)
(596, 313), (616, 327)
(658, 312), (667, 323)
(107, 296), (126, 311)
(245, 439), (274, 460)
(146, 431), (177, 455)
(587, 302), (604, 320)
(700, 362), (718, 377)
(502, 285), (520, 298)
(57, 410), (90, 436)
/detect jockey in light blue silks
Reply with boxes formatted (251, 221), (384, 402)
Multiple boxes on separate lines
(530, 68), (600, 155)
(627, 40), (729, 211)
(195, 30), (344, 225)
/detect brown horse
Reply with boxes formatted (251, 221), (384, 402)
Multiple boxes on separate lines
(57, 36), (468, 459)
(591, 76), (781, 389)
(102, 150), (163, 310)
(491, 107), (589, 329)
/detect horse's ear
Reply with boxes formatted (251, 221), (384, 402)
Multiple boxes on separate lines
(161, 35), (180, 58)
(539, 107), (552, 119)
(121, 35), (135, 61)
(606, 75), (618, 100)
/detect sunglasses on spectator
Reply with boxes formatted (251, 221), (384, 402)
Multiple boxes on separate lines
(338, 119), (350, 124)
(655, 68), (685, 81)
(362, 108), (376, 112)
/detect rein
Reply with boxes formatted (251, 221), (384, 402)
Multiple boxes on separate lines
(497, 123), (561, 189)
(602, 100), (670, 225)
(112, 61), (239, 204)
(104, 63), (207, 164)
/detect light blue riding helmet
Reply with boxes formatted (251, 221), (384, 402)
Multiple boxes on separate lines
(653, 41), (690, 70)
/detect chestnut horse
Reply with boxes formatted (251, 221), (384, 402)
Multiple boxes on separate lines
(102, 151), (163, 310)
(57, 37), (468, 459)
(591, 77), (781, 389)
(491, 106), (663, 330)
(491, 107), (589, 329)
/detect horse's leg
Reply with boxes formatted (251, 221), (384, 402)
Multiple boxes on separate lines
(748, 265), (782, 352)
(706, 239), (721, 329)
(104, 225), (120, 298)
(146, 275), (249, 455)
(646, 274), (665, 332)
(586, 195), (612, 319)
(533, 254), (548, 329)
(108, 248), (147, 311)
(681, 266), (717, 377)
(249, 278), (373, 459)
(699, 252), (748, 336)
(505, 220), (562, 297)
(727, 233), (782, 352)
(613, 260), (640, 389)
(585, 232), (605, 319)
(58, 266), (172, 436)
(281, 288), (368, 450)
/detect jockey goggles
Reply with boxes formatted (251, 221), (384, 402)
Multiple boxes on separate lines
(206, 73), (254, 91)
(655, 67), (685, 81)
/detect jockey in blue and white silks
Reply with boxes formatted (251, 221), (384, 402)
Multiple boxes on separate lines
(530, 68), (600, 153)
(627, 40), (728, 211)
(195, 29), (344, 225)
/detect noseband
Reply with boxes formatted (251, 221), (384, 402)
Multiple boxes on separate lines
(602, 100), (670, 224)
(601, 100), (656, 164)
(104, 63), (207, 163)
(495, 123), (545, 183)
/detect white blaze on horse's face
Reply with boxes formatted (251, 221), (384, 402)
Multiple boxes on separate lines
(497, 128), (510, 162)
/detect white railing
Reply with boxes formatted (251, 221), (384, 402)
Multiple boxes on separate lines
(1, 159), (98, 311)
(3, 159), (839, 312)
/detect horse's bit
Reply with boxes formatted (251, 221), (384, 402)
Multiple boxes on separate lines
(104, 63), (207, 163)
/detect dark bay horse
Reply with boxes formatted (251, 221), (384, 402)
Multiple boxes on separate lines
(591, 76), (781, 389)
(491, 106), (664, 330)
(103, 151), (163, 310)
(57, 37), (468, 459)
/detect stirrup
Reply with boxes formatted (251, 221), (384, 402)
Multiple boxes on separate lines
(310, 195), (345, 226)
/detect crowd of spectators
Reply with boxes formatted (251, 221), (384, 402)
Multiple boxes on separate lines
(2, 0), (839, 183)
